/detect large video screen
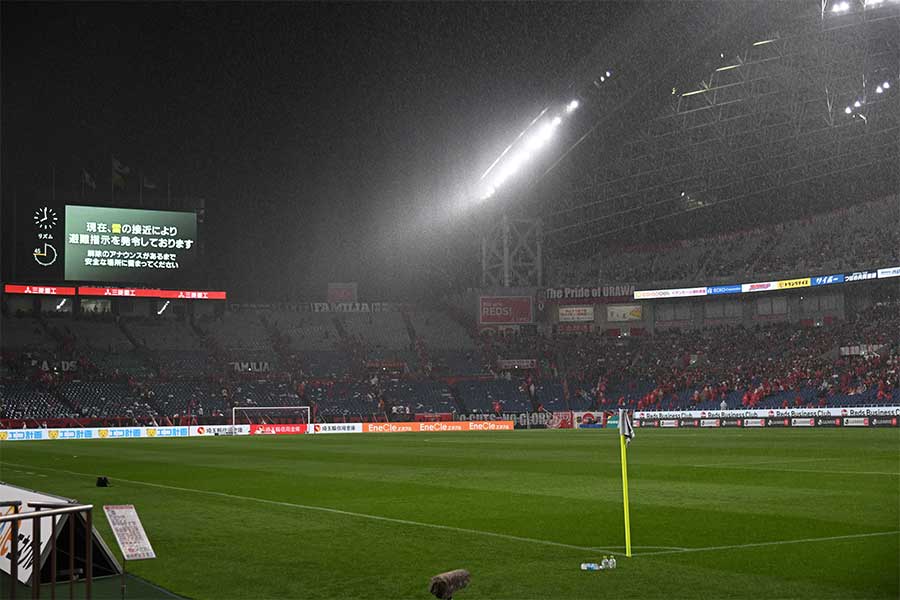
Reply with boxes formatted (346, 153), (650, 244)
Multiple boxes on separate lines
(63, 205), (199, 284)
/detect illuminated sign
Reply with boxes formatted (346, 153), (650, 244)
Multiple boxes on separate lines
(633, 287), (706, 300)
(877, 266), (900, 279)
(777, 278), (810, 289)
(811, 274), (844, 286)
(65, 205), (198, 284)
(77, 287), (226, 300)
(3, 284), (76, 296)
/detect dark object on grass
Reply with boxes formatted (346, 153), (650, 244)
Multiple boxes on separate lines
(96, 476), (110, 487)
(429, 569), (470, 599)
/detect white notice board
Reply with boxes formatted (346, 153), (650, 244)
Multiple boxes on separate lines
(103, 505), (155, 560)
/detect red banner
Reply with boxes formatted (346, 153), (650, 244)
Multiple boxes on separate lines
(4, 284), (76, 296)
(478, 296), (533, 325)
(249, 424), (308, 435)
(77, 287), (226, 300)
(557, 323), (591, 334)
(327, 282), (357, 304)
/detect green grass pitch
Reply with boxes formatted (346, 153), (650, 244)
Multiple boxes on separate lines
(1, 428), (897, 599)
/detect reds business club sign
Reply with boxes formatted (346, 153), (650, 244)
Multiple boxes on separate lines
(478, 296), (533, 325)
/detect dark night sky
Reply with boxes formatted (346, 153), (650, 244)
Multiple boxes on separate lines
(1, 2), (632, 300)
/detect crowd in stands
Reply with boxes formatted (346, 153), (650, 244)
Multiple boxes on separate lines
(2, 290), (897, 427)
(551, 196), (899, 286)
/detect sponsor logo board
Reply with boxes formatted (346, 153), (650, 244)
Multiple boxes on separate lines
(311, 423), (363, 434)
(741, 281), (778, 293)
(249, 424), (307, 435)
(777, 278), (810, 289)
(633, 287), (706, 300)
(361, 421), (514, 433)
(843, 417), (869, 427)
(811, 274), (845, 286)
(791, 418), (815, 427)
(707, 284), (742, 295)
(478, 296), (533, 325)
(877, 266), (900, 279)
(559, 305), (595, 322)
(845, 270), (878, 282)
(606, 305), (643, 322)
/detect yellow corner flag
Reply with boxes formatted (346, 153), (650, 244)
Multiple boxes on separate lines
(618, 408), (634, 557)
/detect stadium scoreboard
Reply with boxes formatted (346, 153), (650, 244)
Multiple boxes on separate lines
(20, 204), (200, 285)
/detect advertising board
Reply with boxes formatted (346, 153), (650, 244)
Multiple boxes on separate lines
(777, 278), (810, 290)
(362, 421), (515, 433)
(559, 305), (594, 322)
(606, 305), (643, 322)
(478, 296), (533, 325)
(249, 424), (308, 435)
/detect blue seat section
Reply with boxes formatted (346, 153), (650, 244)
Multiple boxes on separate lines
(456, 380), (532, 413)
(0, 383), (75, 420)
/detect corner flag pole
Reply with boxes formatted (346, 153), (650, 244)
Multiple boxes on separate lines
(618, 408), (634, 557)
(619, 429), (632, 557)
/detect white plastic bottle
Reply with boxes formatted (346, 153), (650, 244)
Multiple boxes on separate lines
(601, 556), (610, 569)
(609, 555), (617, 569)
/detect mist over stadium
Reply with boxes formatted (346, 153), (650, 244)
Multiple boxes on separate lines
(1, 2), (898, 599)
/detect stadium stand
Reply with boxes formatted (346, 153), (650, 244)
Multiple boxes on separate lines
(549, 196), (900, 286)
(2, 289), (897, 425)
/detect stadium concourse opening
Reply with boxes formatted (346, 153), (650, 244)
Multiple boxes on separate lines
(1, 0), (899, 598)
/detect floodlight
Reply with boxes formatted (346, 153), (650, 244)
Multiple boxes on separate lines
(551, 116), (562, 126)
(600, 76), (605, 82)
(845, 106), (853, 114)
(483, 186), (495, 199)
(854, 100), (861, 107)
(605, 70), (611, 77)
(876, 85), (883, 94)
(566, 99), (580, 113)
(883, 81), (891, 89)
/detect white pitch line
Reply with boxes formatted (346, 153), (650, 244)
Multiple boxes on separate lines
(3, 462), (890, 559)
(693, 464), (900, 477)
(0, 461), (627, 556)
(691, 457), (837, 468)
(635, 531), (900, 557)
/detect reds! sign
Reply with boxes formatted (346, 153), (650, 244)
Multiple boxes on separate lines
(478, 296), (533, 325)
